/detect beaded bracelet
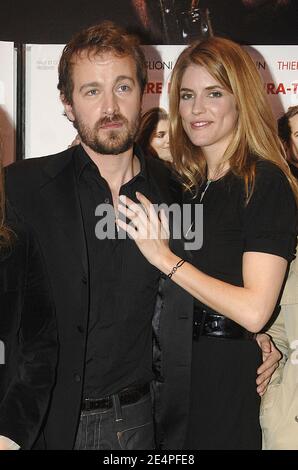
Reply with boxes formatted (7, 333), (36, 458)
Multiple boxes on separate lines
(167, 258), (186, 279)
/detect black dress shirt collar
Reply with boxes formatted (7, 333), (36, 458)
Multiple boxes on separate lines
(74, 144), (148, 184)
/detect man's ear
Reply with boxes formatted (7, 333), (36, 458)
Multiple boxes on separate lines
(282, 141), (291, 161)
(61, 93), (75, 122)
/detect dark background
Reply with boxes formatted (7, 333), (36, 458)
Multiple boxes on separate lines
(0, 0), (297, 45)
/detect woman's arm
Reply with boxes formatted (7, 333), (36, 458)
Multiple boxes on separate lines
(157, 250), (286, 333)
(118, 192), (287, 333)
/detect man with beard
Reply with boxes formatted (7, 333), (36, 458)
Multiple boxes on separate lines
(5, 21), (160, 450)
(5, 22), (281, 450)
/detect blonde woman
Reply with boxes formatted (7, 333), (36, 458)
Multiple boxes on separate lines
(118, 37), (298, 449)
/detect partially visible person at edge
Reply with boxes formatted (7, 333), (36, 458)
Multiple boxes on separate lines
(118, 36), (298, 450)
(278, 106), (298, 179)
(260, 106), (298, 450)
(137, 107), (172, 164)
(0, 144), (57, 450)
(6, 23), (280, 450)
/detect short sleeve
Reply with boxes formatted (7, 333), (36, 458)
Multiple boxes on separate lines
(243, 162), (298, 261)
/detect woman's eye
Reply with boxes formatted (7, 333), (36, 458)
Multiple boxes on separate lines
(180, 93), (193, 101)
(209, 91), (222, 98)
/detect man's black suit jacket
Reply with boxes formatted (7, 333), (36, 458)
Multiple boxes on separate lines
(5, 146), (194, 449)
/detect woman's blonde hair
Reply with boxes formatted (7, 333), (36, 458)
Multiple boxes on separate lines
(169, 36), (298, 203)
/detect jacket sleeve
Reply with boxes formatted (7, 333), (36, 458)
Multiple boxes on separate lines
(0, 228), (58, 449)
(263, 247), (298, 389)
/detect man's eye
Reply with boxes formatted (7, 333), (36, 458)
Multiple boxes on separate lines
(86, 89), (98, 96)
(118, 84), (130, 92)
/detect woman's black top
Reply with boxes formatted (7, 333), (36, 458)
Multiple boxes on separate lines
(187, 160), (297, 288)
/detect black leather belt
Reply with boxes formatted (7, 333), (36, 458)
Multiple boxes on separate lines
(82, 383), (150, 412)
(193, 305), (255, 341)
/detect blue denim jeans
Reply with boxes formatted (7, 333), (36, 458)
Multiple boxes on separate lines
(74, 392), (155, 450)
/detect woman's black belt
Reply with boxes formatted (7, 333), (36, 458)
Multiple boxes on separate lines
(193, 305), (256, 341)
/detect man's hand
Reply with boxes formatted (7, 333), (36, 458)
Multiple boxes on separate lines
(256, 333), (281, 396)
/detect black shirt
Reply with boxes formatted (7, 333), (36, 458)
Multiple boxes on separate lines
(74, 145), (160, 399)
(188, 160), (297, 288)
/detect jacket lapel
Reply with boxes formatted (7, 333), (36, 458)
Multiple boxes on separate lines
(38, 152), (88, 276)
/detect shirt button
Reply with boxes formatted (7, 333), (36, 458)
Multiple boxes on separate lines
(77, 325), (84, 334)
(295, 415), (298, 423)
(104, 198), (110, 204)
(74, 374), (81, 383)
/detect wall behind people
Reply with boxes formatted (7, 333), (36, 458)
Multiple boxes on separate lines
(0, 42), (15, 165)
(0, 0), (297, 159)
(0, 1), (297, 45)
(24, 43), (298, 157)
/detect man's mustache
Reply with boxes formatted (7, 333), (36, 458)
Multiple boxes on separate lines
(97, 114), (127, 128)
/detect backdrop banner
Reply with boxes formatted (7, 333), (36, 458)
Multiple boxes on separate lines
(0, 41), (16, 165)
(25, 43), (298, 158)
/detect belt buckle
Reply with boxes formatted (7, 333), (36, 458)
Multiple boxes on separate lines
(193, 318), (202, 341)
(83, 396), (111, 412)
(83, 398), (92, 411)
(193, 308), (208, 341)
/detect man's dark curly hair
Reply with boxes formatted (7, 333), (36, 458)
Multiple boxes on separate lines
(58, 21), (147, 104)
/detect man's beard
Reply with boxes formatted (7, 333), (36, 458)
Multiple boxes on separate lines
(73, 111), (140, 155)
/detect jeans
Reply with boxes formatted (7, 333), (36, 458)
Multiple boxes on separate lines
(74, 392), (155, 450)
